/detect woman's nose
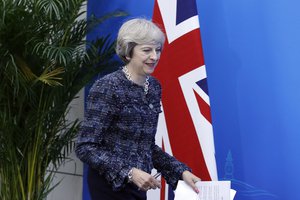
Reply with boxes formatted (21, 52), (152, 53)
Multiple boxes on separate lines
(150, 50), (159, 60)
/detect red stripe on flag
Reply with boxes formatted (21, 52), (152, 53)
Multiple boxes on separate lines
(152, 0), (212, 181)
(194, 90), (212, 123)
(165, 29), (205, 76)
(160, 140), (166, 200)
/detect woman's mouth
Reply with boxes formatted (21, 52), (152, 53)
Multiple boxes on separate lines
(146, 63), (156, 68)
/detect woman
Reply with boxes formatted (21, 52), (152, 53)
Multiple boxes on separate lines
(75, 18), (201, 200)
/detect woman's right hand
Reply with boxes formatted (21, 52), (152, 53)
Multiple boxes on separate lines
(131, 168), (161, 191)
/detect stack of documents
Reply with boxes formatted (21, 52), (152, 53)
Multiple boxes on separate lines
(174, 180), (236, 200)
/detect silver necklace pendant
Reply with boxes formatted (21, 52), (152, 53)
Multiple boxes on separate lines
(122, 66), (149, 95)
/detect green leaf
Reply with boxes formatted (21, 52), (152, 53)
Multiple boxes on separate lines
(0, 0), (127, 199)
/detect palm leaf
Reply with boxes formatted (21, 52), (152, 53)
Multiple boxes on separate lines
(37, 66), (64, 86)
(0, 0), (127, 199)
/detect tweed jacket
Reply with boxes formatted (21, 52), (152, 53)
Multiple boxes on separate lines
(75, 69), (190, 191)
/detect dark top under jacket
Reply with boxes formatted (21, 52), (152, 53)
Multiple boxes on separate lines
(75, 69), (190, 191)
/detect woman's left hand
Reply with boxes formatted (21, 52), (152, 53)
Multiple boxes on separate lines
(182, 170), (201, 193)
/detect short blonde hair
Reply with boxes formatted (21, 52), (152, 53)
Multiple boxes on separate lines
(116, 18), (165, 63)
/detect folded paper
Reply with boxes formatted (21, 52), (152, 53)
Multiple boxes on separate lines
(174, 180), (236, 200)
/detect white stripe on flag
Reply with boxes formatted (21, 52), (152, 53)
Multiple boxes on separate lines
(157, 0), (200, 43)
(178, 66), (218, 180)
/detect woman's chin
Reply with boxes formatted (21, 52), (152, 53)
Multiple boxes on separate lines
(144, 66), (156, 75)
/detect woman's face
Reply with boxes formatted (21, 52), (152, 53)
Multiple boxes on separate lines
(127, 43), (162, 76)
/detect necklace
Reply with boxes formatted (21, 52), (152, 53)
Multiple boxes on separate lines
(122, 66), (149, 95)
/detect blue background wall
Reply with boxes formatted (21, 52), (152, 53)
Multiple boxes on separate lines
(86, 0), (300, 199)
(198, 0), (300, 199)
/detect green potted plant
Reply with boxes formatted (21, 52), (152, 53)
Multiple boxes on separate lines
(0, 0), (124, 199)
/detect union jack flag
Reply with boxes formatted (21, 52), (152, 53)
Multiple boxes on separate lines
(151, 0), (218, 199)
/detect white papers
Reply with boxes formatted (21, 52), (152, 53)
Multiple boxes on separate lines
(174, 180), (236, 200)
(196, 181), (230, 200)
(174, 181), (198, 200)
(230, 189), (236, 200)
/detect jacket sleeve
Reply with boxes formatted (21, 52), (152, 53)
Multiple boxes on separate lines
(151, 143), (191, 190)
(75, 79), (130, 191)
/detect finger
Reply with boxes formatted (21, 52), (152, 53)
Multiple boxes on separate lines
(141, 185), (151, 191)
(193, 178), (201, 183)
(188, 180), (199, 193)
(143, 177), (160, 190)
(138, 187), (147, 191)
(151, 178), (161, 189)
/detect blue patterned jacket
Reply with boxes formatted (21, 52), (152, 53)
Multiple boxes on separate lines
(75, 69), (190, 191)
